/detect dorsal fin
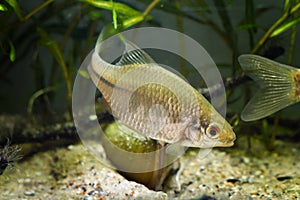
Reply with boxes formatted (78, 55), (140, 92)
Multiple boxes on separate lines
(95, 24), (122, 52)
(116, 41), (155, 66)
(116, 40), (189, 82)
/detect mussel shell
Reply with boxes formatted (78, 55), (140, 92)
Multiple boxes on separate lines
(102, 122), (172, 190)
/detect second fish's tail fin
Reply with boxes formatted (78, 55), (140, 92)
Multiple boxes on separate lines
(238, 54), (299, 121)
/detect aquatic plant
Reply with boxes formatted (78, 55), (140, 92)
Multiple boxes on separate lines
(0, 0), (157, 118)
(0, 139), (22, 175)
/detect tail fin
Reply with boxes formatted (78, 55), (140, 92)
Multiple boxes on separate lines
(238, 54), (299, 121)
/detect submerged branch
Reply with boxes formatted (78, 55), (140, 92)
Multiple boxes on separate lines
(0, 113), (114, 146)
(0, 115), (78, 146)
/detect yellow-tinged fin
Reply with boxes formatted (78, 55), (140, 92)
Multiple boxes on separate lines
(238, 54), (299, 121)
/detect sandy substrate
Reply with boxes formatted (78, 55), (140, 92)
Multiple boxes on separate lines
(0, 138), (299, 199)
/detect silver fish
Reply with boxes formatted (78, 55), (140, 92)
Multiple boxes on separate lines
(87, 33), (235, 148)
(239, 54), (300, 121)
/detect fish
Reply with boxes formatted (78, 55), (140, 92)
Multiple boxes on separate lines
(86, 31), (235, 149)
(238, 54), (300, 121)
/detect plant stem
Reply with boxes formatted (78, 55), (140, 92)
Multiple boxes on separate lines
(184, 0), (232, 52)
(245, 0), (255, 49)
(143, 0), (160, 17)
(23, 0), (54, 21)
(288, 13), (297, 65)
(251, 2), (300, 53)
(175, 0), (186, 76)
(27, 86), (56, 114)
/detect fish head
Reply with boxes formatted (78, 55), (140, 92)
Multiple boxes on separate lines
(184, 112), (236, 148)
(210, 118), (236, 148)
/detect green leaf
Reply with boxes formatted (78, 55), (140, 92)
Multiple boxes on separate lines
(213, 0), (233, 34)
(80, 0), (141, 16)
(194, 0), (211, 13)
(27, 86), (56, 114)
(88, 11), (102, 20)
(82, 0), (145, 29)
(111, 0), (118, 29)
(36, 27), (66, 70)
(0, 4), (8, 11)
(8, 40), (15, 62)
(36, 27), (70, 84)
(122, 15), (144, 29)
(36, 27), (72, 107)
(238, 23), (257, 30)
(271, 17), (300, 37)
(6, 0), (23, 20)
(245, 0), (257, 32)
(78, 69), (90, 79)
(283, 0), (290, 13)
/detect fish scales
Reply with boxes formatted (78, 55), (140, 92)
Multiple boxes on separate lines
(87, 38), (235, 148)
(91, 61), (205, 140)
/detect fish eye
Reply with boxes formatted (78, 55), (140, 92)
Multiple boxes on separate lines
(206, 124), (220, 139)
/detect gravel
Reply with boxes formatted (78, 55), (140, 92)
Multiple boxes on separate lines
(0, 138), (299, 199)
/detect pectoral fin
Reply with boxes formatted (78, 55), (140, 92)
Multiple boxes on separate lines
(238, 54), (298, 121)
(116, 120), (148, 141)
(166, 143), (187, 156)
(197, 148), (212, 160)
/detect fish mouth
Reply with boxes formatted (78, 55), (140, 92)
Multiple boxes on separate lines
(217, 133), (236, 147)
(226, 136), (236, 147)
(224, 141), (235, 147)
(217, 136), (236, 147)
(216, 141), (235, 147)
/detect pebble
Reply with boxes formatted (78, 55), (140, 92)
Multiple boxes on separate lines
(87, 190), (95, 195)
(199, 195), (216, 200)
(199, 166), (205, 172)
(61, 185), (67, 190)
(242, 157), (250, 164)
(254, 170), (262, 176)
(97, 188), (107, 195)
(24, 190), (35, 197)
(276, 176), (293, 181)
(84, 196), (96, 200)
(226, 178), (240, 184)
(250, 190), (259, 195)
(76, 187), (87, 195)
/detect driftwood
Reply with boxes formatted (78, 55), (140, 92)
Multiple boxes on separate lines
(0, 114), (78, 146)
(0, 112), (114, 147)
